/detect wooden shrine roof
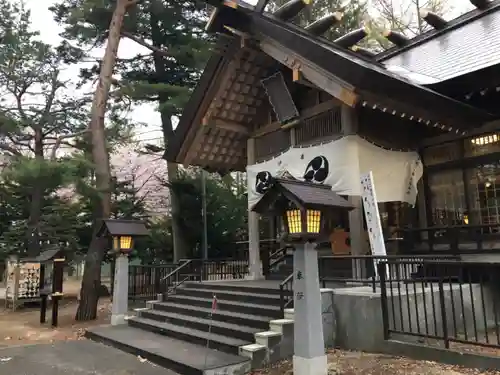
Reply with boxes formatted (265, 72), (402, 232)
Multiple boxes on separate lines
(165, 0), (499, 174)
(251, 178), (354, 214)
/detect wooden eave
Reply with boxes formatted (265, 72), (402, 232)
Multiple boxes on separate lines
(167, 35), (280, 173)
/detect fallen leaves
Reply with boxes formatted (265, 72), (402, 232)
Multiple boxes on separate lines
(249, 349), (500, 375)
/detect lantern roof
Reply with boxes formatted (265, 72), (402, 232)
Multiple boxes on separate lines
(252, 178), (354, 214)
(21, 247), (65, 263)
(97, 219), (149, 237)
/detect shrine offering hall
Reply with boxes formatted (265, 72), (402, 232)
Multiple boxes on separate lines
(167, 0), (500, 271)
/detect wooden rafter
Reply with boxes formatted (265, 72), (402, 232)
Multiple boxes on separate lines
(202, 116), (250, 135)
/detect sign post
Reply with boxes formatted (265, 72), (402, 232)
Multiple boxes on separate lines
(360, 171), (387, 278)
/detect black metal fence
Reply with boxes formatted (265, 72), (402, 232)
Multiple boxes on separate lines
(318, 255), (459, 292)
(128, 258), (250, 301)
(378, 259), (500, 350)
(398, 224), (500, 254)
(128, 264), (177, 301)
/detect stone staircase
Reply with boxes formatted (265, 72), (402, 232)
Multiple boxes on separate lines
(86, 281), (293, 375)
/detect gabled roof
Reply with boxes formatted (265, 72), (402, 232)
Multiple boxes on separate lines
(278, 179), (354, 209)
(97, 219), (149, 237)
(378, 0), (500, 83)
(165, 0), (498, 170)
(251, 178), (354, 214)
(247, 11), (492, 127)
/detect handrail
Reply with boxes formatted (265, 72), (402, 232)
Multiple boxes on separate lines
(161, 259), (192, 281)
(279, 272), (294, 315)
(159, 259), (195, 298)
(269, 245), (292, 271)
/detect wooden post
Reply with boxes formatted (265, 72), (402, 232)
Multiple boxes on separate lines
(51, 258), (65, 327)
(341, 105), (367, 278)
(13, 265), (20, 312)
(247, 137), (263, 279)
(39, 263), (47, 324)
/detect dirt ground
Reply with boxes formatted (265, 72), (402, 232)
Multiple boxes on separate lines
(251, 350), (500, 375)
(0, 279), (111, 347)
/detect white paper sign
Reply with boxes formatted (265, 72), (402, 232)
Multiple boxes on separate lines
(360, 171), (387, 257)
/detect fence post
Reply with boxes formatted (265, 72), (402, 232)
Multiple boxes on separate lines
(438, 278), (450, 349)
(279, 284), (284, 316)
(378, 261), (390, 341)
(154, 267), (160, 295)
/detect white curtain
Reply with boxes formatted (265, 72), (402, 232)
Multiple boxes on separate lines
(247, 135), (423, 208)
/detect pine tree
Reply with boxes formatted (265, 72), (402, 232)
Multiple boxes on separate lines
(51, 0), (211, 319)
(52, 0), (212, 266)
(0, 0), (91, 256)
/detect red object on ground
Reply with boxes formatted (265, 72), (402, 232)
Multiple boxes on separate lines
(211, 294), (217, 311)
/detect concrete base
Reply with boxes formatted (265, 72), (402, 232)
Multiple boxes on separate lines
(239, 343), (267, 369)
(111, 254), (129, 326)
(110, 313), (127, 326)
(293, 354), (328, 375)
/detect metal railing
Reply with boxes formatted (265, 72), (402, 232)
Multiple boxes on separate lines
(128, 264), (177, 301)
(154, 260), (203, 298)
(318, 254), (459, 293)
(269, 245), (293, 271)
(378, 259), (500, 350)
(198, 258), (249, 281)
(277, 254), (460, 314)
(129, 257), (250, 301)
(279, 273), (294, 315)
(398, 224), (500, 254)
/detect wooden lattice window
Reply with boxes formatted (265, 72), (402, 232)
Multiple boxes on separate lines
(295, 107), (341, 145)
(255, 129), (290, 161)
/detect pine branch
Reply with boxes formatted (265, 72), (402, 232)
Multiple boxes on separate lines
(0, 142), (21, 156)
(50, 129), (90, 160)
(121, 31), (170, 57)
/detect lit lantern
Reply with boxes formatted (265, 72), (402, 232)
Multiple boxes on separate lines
(252, 178), (354, 243)
(112, 235), (134, 253)
(97, 219), (149, 255)
(284, 206), (323, 240)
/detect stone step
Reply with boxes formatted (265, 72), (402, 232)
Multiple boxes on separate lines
(165, 295), (282, 318)
(139, 309), (260, 342)
(151, 301), (272, 330)
(176, 287), (281, 306)
(128, 317), (252, 355)
(86, 325), (250, 375)
(182, 281), (282, 295)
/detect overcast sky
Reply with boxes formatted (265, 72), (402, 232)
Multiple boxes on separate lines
(23, 0), (475, 146)
(24, 0), (164, 147)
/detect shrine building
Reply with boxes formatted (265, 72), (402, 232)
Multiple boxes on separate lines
(166, 0), (500, 277)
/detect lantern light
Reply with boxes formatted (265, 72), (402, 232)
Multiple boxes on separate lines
(284, 208), (324, 239)
(286, 209), (302, 234)
(98, 219), (149, 255)
(113, 235), (133, 252)
(307, 209), (321, 233)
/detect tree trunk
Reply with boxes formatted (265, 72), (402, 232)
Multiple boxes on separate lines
(76, 0), (131, 321)
(26, 128), (44, 256)
(149, 9), (189, 263)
